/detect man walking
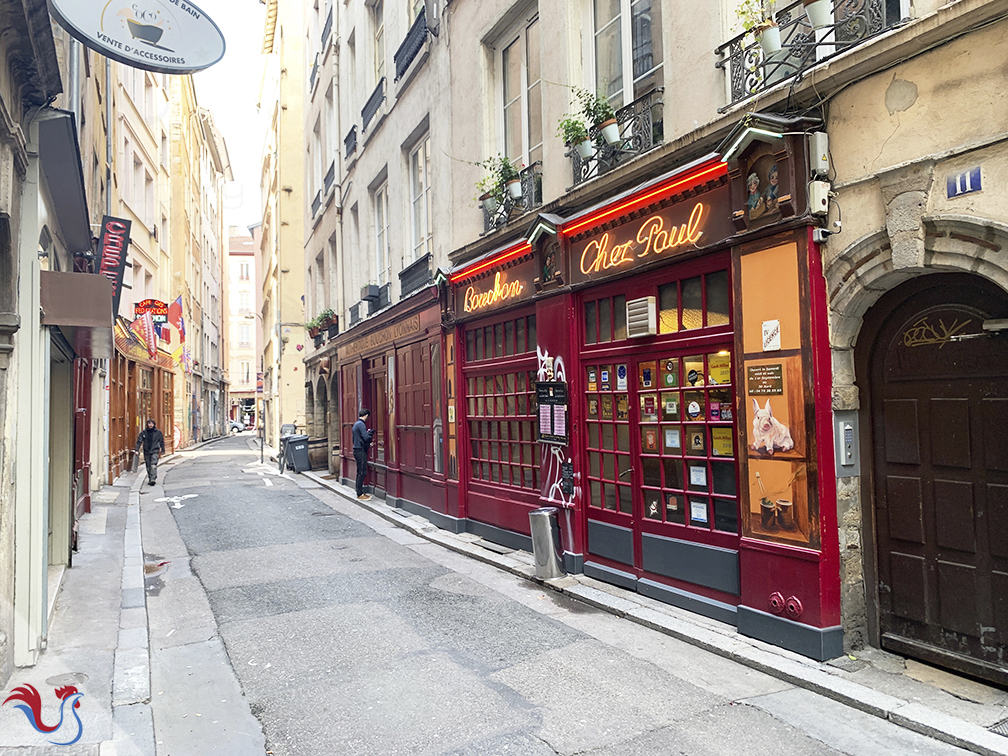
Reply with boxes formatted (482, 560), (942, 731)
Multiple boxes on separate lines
(136, 419), (166, 487)
(352, 409), (373, 500)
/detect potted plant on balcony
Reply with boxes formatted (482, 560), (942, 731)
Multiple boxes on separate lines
(306, 315), (321, 339)
(576, 87), (620, 145)
(737, 0), (781, 57)
(474, 154), (522, 211)
(558, 115), (593, 160)
(802, 0), (831, 29)
(318, 308), (335, 330)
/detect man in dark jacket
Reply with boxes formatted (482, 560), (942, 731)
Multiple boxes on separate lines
(352, 409), (373, 500)
(136, 419), (166, 486)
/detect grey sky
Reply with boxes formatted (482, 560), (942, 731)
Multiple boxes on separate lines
(192, 0), (268, 231)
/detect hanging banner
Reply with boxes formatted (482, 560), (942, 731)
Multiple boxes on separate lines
(49, 0), (226, 75)
(97, 215), (131, 318)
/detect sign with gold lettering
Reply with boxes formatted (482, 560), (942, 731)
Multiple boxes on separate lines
(453, 257), (535, 318)
(568, 184), (732, 285)
(339, 314), (421, 359)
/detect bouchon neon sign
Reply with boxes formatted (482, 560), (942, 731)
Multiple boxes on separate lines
(463, 272), (526, 313)
(579, 202), (707, 276)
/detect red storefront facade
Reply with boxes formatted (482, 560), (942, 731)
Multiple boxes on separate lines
(445, 133), (844, 660)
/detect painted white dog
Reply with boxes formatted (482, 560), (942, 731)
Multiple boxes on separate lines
(751, 398), (794, 455)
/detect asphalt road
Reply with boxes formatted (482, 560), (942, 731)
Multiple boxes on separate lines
(143, 435), (973, 756)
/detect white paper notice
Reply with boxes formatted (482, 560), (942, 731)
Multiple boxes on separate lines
(689, 465), (707, 487)
(553, 405), (566, 438)
(762, 320), (781, 351)
(690, 499), (709, 523)
(539, 405), (551, 435)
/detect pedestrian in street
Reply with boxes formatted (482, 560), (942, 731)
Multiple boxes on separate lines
(136, 419), (165, 487)
(352, 409), (373, 500)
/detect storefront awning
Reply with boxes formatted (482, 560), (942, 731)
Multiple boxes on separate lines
(37, 109), (91, 254)
(40, 271), (113, 358)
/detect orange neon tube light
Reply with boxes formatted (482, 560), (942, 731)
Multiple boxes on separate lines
(449, 242), (531, 283)
(563, 161), (727, 237)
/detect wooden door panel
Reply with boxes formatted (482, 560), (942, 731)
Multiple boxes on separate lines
(982, 398), (1008, 470)
(889, 552), (929, 623)
(989, 484), (1008, 559)
(883, 399), (920, 464)
(993, 571), (1008, 644)
(933, 479), (976, 553)
(937, 561), (978, 636)
(929, 398), (971, 469)
(885, 475), (924, 544)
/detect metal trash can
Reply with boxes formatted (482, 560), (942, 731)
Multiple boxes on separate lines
(529, 506), (566, 579)
(278, 424), (297, 471)
(285, 434), (310, 473)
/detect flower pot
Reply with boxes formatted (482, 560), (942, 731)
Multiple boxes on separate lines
(480, 192), (500, 214)
(756, 22), (781, 57)
(505, 178), (522, 199)
(575, 138), (594, 160)
(803, 0), (831, 29)
(599, 118), (621, 145)
(308, 327), (320, 338)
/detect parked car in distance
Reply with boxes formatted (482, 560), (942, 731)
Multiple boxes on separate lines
(229, 420), (246, 433)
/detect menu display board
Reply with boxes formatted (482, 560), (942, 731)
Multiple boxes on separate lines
(536, 381), (569, 445)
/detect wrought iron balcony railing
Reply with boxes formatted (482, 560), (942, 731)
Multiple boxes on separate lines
(394, 6), (427, 82)
(399, 253), (432, 298)
(362, 77), (386, 132)
(321, 6), (332, 50)
(324, 161), (335, 195)
(349, 302), (361, 325)
(568, 89), (663, 188)
(482, 161), (543, 235)
(344, 125), (357, 159)
(716, 0), (897, 110)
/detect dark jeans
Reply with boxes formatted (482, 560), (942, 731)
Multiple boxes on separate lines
(354, 448), (368, 496)
(144, 452), (159, 483)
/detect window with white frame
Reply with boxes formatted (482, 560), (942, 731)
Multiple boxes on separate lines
(409, 135), (432, 262)
(239, 323), (252, 347)
(241, 360), (251, 384)
(239, 291), (251, 312)
(409, 0), (424, 23)
(373, 0), (385, 84)
(592, 0), (663, 109)
(499, 12), (542, 169)
(239, 262), (250, 281)
(374, 183), (390, 286)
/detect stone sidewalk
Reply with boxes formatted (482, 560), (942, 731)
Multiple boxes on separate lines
(300, 460), (1008, 756)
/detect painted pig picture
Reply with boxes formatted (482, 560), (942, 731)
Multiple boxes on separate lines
(751, 398), (794, 455)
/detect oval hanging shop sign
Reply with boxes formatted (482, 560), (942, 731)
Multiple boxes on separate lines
(50, 0), (226, 75)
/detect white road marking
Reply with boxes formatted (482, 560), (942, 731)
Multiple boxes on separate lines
(264, 478), (273, 487)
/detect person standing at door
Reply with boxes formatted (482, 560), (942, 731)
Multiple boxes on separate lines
(353, 409), (374, 500)
(135, 419), (165, 487)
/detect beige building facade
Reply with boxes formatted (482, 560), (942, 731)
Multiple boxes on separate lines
(227, 226), (261, 428)
(259, 0), (307, 447)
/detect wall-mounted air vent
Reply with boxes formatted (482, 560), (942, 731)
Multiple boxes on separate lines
(626, 296), (657, 338)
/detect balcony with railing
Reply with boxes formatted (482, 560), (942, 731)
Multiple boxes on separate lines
(324, 161), (335, 195)
(716, 0), (899, 110)
(399, 253), (432, 298)
(394, 6), (427, 82)
(344, 125), (357, 159)
(321, 6), (332, 50)
(482, 161), (543, 235)
(362, 77), (386, 132)
(568, 89), (664, 188)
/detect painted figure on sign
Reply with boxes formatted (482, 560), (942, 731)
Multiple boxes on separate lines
(763, 163), (780, 213)
(751, 398), (793, 455)
(747, 172), (765, 220)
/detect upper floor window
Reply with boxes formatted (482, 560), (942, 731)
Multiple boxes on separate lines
(592, 0), (663, 108)
(409, 0), (424, 23)
(239, 291), (251, 312)
(239, 262), (250, 281)
(374, 183), (390, 286)
(373, 0), (386, 84)
(499, 13), (542, 169)
(409, 136), (432, 262)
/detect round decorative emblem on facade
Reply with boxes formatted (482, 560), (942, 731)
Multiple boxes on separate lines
(50, 0), (226, 75)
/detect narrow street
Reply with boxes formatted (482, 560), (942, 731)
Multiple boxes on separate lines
(141, 436), (976, 756)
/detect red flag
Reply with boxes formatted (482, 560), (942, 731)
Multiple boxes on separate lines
(167, 296), (185, 343)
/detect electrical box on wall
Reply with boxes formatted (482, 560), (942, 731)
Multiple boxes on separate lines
(834, 410), (860, 478)
(809, 181), (830, 216)
(809, 132), (829, 177)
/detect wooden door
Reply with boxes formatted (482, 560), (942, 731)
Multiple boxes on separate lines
(366, 356), (388, 496)
(869, 279), (1008, 685)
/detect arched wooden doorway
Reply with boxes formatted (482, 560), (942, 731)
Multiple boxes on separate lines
(857, 273), (1008, 686)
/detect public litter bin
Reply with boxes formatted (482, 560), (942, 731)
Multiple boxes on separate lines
(529, 506), (565, 579)
(285, 434), (310, 473)
(278, 424), (297, 472)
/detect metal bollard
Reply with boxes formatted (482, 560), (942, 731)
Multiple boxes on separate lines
(529, 506), (566, 579)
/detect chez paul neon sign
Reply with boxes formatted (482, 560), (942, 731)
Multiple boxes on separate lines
(578, 201), (707, 277)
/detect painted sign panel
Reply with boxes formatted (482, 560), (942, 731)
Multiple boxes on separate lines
(568, 183), (733, 285)
(97, 215), (131, 317)
(50, 0), (226, 75)
(454, 258), (536, 317)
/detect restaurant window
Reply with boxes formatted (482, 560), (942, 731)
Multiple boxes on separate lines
(592, 0), (663, 109)
(465, 314), (536, 363)
(467, 370), (540, 489)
